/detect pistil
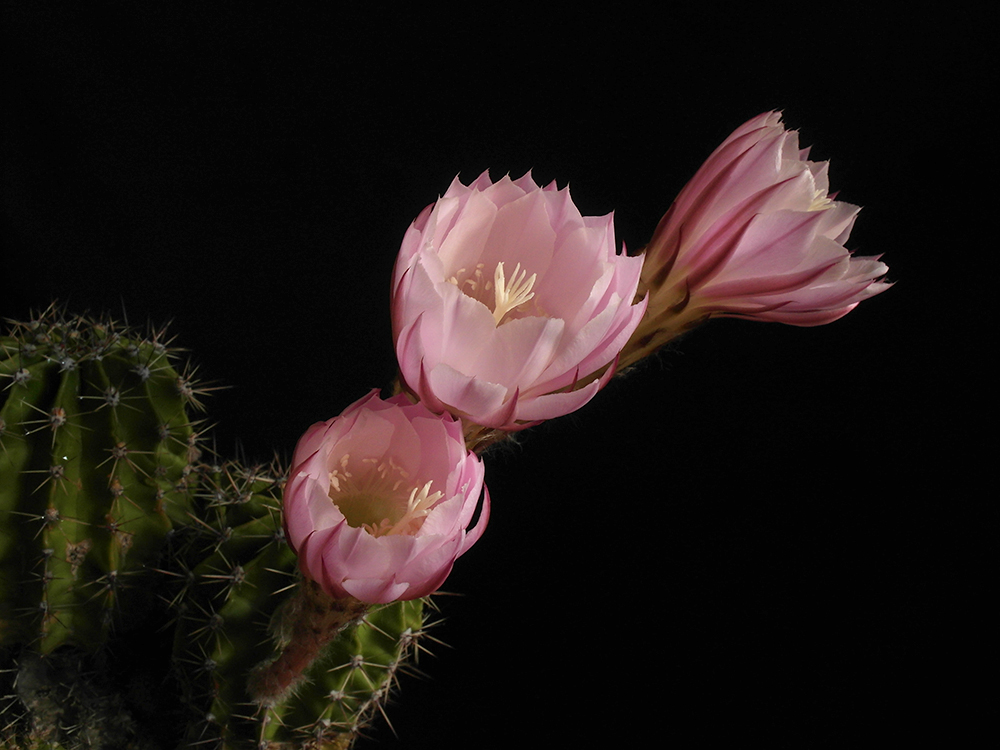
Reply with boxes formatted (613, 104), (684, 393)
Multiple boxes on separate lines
(492, 262), (536, 325)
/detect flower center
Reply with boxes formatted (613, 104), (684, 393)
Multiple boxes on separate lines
(328, 454), (443, 537)
(447, 261), (537, 325)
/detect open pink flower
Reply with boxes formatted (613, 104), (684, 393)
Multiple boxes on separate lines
(391, 172), (646, 431)
(283, 390), (489, 604)
(623, 112), (890, 366)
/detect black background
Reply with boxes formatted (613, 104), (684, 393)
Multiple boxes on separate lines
(2, 4), (990, 748)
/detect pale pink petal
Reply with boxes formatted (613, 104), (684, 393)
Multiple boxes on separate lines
(487, 316), (564, 388)
(284, 474), (342, 550)
(426, 362), (509, 420)
(515, 377), (604, 422)
(341, 577), (410, 604)
(457, 485), (490, 554)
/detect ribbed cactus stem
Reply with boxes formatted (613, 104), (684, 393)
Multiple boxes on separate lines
(249, 580), (369, 706)
(1, 309), (204, 656)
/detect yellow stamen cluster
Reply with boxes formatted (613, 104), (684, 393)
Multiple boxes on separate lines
(329, 453), (443, 537)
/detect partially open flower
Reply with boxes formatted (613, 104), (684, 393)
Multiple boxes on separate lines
(391, 172), (646, 432)
(283, 390), (489, 604)
(622, 112), (890, 368)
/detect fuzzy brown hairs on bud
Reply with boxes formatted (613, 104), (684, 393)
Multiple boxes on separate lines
(248, 580), (369, 706)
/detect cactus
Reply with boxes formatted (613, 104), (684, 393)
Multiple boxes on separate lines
(0, 310), (428, 748)
(0, 307), (206, 654)
(172, 461), (429, 750)
(0, 307), (212, 748)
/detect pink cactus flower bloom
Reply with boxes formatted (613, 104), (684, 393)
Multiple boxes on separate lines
(391, 171), (647, 431)
(283, 390), (489, 604)
(623, 112), (890, 367)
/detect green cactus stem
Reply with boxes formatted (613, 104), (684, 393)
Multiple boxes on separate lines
(0, 307), (207, 653)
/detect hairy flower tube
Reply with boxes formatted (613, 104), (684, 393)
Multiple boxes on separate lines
(391, 171), (646, 432)
(283, 390), (489, 604)
(621, 112), (890, 368)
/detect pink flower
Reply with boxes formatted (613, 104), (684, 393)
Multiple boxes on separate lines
(283, 390), (489, 604)
(624, 112), (890, 366)
(391, 172), (646, 431)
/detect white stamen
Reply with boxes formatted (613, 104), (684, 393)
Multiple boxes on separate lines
(492, 262), (536, 325)
(364, 480), (443, 537)
(809, 189), (834, 211)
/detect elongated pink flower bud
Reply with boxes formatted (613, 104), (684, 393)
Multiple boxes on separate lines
(283, 390), (489, 604)
(391, 172), (647, 432)
(623, 112), (890, 367)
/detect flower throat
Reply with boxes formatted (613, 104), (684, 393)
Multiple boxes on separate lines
(447, 261), (537, 325)
(328, 453), (443, 537)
